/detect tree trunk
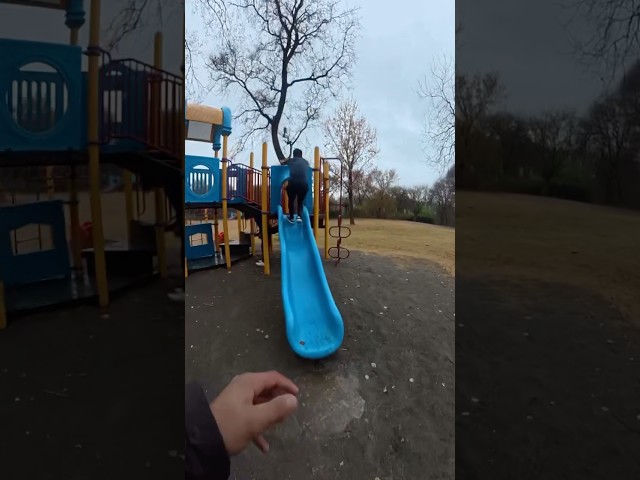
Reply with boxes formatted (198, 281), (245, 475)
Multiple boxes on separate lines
(270, 121), (285, 162)
(348, 190), (355, 225)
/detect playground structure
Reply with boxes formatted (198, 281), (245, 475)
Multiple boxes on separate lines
(185, 103), (344, 358)
(0, 0), (184, 329)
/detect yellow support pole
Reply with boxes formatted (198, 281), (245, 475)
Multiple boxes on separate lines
(68, 26), (82, 270)
(324, 160), (330, 260)
(213, 208), (220, 254)
(87, 0), (108, 307)
(69, 165), (82, 269)
(249, 152), (256, 255)
(260, 143), (270, 275)
(221, 136), (232, 270)
(313, 146), (320, 241)
(0, 281), (6, 330)
(123, 171), (134, 244)
(153, 32), (167, 278)
(237, 210), (242, 241)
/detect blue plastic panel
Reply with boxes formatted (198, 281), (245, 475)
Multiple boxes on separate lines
(185, 223), (216, 260)
(185, 155), (220, 205)
(0, 39), (83, 151)
(0, 201), (71, 286)
(269, 165), (313, 215)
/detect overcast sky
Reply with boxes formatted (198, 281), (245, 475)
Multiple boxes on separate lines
(456, 0), (620, 115)
(186, 0), (455, 186)
(0, 1), (183, 74)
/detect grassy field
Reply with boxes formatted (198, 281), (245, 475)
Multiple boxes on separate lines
(202, 215), (456, 275)
(457, 191), (640, 324)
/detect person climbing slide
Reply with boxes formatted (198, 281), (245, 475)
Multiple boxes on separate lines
(281, 148), (310, 224)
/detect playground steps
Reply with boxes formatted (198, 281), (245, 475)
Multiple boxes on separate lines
(187, 241), (252, 273)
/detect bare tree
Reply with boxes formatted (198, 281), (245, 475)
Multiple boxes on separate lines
(198, 0), (359, 161)
(324, 99), (379, 225)
(418, 53), (454, 173)
(528, 110), (577, 191)
(408, 184), (430, 220)
(428, 165), (455, 226)
(368, 168), (398, 219)
(564, 0), (640, 78)
(103, 0), (184, 51)
(455, 72), (506, 184)
(584, 94), (637, 203)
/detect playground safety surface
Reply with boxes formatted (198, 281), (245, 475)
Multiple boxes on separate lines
(456, 276), (640, 479)
(186, 250), (455, 479)
(0, 246), (185, 480)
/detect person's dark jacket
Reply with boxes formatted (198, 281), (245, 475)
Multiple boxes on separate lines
(185, 382), (230, 480)
(284, 155), (310, 186)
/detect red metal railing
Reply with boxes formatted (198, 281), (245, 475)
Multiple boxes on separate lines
(98, 49), (183, 158)
(227, 161), (263, 206)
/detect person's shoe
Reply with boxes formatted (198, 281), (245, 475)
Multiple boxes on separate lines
(296, 215), (303, 223)
(287, 216), (295, 224)
(168, 288), (185, 302)
(256, 260), (265, 267)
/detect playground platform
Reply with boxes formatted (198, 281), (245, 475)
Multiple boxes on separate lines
(4, 269), (157, 317)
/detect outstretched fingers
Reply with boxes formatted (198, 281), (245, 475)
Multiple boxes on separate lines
(243, 371), (299, 398)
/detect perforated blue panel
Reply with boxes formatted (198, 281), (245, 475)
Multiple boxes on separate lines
(185, 155), (220, 205)
(0, 39), (83, 151)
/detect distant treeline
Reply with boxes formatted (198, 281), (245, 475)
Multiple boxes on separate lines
(456, 65), (640, 210)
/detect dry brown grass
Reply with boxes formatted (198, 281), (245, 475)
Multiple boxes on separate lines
(457, 191), (640, 324)
(200, 215), (455, 275)
(320, 218), (455, 275)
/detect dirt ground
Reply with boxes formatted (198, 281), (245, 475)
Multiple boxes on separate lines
(0, 190), (185, 479)
(185, 220), (455, 480)
(455, 192), (640, 478)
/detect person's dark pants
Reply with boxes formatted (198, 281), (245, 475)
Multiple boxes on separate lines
(286, 181), (309, 220)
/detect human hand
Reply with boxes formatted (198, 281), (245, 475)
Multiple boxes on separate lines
(210, 371), (299, 455)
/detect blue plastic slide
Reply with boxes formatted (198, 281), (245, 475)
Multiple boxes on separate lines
(278, 205), (344, 359)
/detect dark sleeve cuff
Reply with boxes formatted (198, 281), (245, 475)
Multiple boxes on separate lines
(185, 382), (230, 480)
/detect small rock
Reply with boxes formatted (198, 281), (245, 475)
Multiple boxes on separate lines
(461, 412), (470, 416)
(168, 450), (178, 458)
(601, 406), (609, 412)
(365, 375), (369, 380)
(340, 461), (344, 466)
(409, 378), (414, 383)
(14, 397), (20, 402)
(471, 397), (479, 403)
(383, 386), (388, 393)
(371, 362), (377, 368)
(265, 334), (269, 339)
(526, 415), (534, 421)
